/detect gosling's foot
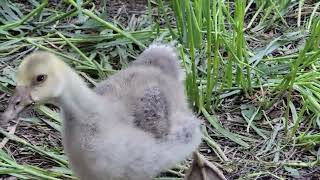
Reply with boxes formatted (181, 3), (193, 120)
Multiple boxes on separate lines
(184, 152), (227, 180)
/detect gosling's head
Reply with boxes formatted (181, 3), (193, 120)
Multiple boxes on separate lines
(1, 51), (66, 121)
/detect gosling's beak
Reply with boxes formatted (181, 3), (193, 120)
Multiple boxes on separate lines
(1, 86), (34, 124)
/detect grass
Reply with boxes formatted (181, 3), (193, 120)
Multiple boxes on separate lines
(0, 0), (320, 179)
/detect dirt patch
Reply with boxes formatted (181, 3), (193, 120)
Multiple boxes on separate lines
(100, 0), (149, 25)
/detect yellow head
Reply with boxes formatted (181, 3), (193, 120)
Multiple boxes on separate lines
(1, 51), (66, 121)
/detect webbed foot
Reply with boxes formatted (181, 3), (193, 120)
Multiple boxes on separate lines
(184, 152), (226, 180)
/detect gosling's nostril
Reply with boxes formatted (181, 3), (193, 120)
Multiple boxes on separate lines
(15, 101), (21, 106)
(14, 100), (21, 110)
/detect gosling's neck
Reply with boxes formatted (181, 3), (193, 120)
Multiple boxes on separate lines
(57, 67), (107, 122)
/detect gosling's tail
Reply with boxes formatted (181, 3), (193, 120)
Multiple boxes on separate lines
(132, 44), (184, 81)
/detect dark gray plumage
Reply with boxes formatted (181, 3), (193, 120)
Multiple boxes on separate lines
(133, 86), (169, 139)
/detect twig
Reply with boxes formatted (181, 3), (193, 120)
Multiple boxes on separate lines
(0, 119), (20, 149)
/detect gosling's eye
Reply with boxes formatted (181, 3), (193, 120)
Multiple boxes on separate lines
(35, 74), (47, 83)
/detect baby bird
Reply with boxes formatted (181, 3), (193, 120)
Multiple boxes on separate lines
(2, 44), (202, 180)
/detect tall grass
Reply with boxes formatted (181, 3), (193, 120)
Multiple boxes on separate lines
(169, 0), (320, 136)
(169, 1), (320, 176)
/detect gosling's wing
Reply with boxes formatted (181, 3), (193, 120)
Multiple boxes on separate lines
(132, 44), (184, 81)
(132, 86), (170, 139)
(94, 79), (113, 95)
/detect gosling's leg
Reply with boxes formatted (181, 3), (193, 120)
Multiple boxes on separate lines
(184, 152), (227, 180)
